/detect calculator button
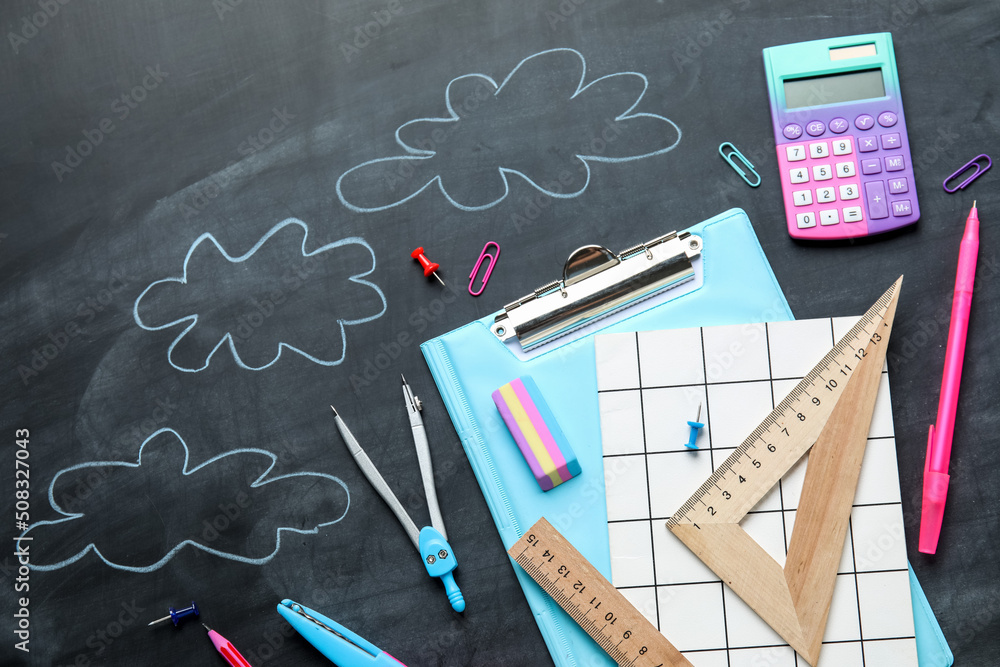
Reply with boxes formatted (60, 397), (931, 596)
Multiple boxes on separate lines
(789, 167), (809, 184)
(861, 158), (882, 175)
(892, 200), (912, 217)
(881, 132), (901, 149)
(812, 164), (833, 181)
(796, 212), (817, 229)
(855, 114), (875, 130)
(820, 209), (840, 226)
(806, 120), (826, 136)
(839, 184), (860, 200)
(836, 161), (857, 178)
(844, 206), (864, 222)
(865, 181), (889, 219)
(816, 187), (836, 203)
(858, 136), (878, 153)
(878, 111), (898, 127)
(888, 177), (909, 194)
(884, 155), (905, 171)
(786, 144), (807, 161)
(809, 142), (830, 159)
(843, 206), (864, 223)
(832, 139), (853, 156)
(783, 123), (803, 139)
(829, 117), (849, 134)
(793, 189), (813, 206)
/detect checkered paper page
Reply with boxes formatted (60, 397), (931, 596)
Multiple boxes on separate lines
(596, 317), (918, 667)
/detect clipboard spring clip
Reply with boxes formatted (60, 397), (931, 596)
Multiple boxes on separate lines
(492, 230), (702, 350)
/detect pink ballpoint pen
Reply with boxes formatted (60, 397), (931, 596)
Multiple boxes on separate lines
(919, 201), (980, 554)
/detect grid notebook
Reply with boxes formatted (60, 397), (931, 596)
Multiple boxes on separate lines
(596, 317), (917, 667)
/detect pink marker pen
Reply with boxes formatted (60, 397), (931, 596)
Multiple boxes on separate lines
(919, 201), (980, 554)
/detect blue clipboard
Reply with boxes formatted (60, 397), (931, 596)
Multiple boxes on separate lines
(421, 208), (951, 667)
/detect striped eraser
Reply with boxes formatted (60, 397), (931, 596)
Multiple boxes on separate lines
(492, 376), (581, 491)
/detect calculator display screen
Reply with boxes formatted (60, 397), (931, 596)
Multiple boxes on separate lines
(783, 69), (885, 109)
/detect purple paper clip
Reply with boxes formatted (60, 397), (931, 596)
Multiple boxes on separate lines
(469, 241), (500, 296)
(943, 154), (991, 193)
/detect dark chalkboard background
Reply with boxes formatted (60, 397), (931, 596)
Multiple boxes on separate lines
(2, 0), (998, 664)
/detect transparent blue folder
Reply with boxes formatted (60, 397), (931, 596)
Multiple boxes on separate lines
(421, 208), (951, 667)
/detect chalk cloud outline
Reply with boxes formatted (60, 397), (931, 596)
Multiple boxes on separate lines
(335, 47), (682, 212)
(133, 218), (387, 372)
(19, 428), (350, 573)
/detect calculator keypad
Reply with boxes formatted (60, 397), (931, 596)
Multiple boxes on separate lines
(777, 135), (865, 237)
(776, 111), (918, 239)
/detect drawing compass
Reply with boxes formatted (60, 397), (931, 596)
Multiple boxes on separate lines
(330, 376), (464, 612)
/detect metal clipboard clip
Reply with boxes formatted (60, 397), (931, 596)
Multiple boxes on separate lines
(491, 230), (702, 351)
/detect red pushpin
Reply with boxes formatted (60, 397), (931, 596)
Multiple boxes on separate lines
(411, 247), (445, 286)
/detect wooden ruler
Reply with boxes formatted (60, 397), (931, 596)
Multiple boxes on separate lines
(509, 517), (692, 667)
(666, 277), (902, 667)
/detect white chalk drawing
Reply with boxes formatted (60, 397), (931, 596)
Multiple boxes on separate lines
(133, 218), (386, 372)
(336, 47), (682, 212)
(19, 428), (350, 572)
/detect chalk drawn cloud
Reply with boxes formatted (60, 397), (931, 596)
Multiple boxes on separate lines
(133, 218), (386, 372)
(336, 47), (681, 212)
(20, 428), (350, 572)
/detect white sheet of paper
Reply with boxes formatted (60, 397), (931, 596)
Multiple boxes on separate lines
(597, 316), (918, 667)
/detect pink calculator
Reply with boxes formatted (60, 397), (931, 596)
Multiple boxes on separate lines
(763, 33), (919, 239)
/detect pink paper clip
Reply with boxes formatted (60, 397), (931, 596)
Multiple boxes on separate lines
(468, 241), (500, 296)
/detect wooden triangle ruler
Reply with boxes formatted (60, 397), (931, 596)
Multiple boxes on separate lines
(666, 277), (902, 667)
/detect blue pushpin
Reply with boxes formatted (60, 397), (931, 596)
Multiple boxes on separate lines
(685, 403), (704, 450)
(147, 601), (199, 627)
